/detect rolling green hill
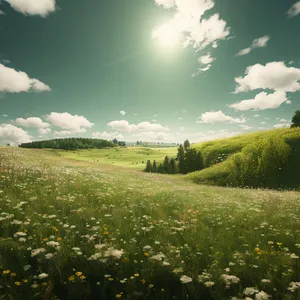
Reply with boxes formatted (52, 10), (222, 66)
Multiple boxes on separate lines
(192, 128), (300, 167)
(188, 128), (300, 190)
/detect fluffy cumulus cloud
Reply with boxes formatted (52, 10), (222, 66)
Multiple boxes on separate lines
(120, 111), (126, 116)
(46, 112), (94, 133)
(229, 91), (288, 111)
(92, 131), (124, 140)
(108, 120), (170, 133)
(107, 120), (171, 141)
(230, 61), (300, 111)
(196, 53), (215, 72)
(15, 117), (50, 129)
(197, 110), (246, 124)
(38, 128), (51, 135)
(273, 118), (291, 128)
(5, 0), (56, 17)
(0, 124), (32, 145)
(152, 0), (230, 69)
(234, 62), (300, 93)
(287, 1), (300, 18)
(236, 36), (270, 57)
(0, 64), (51, 93)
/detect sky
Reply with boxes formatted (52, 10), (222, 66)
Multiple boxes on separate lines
(0, 0), (300, 145)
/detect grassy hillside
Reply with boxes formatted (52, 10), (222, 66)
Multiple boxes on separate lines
(55, 147), (177, 170)
(192, 128), (300, 167)
(188, 128), (300, 190)
(0, 147), (300, 299)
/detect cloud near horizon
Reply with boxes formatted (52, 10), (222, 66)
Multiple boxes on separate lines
(46, 112), (94, 134)
(0, 124), (32, 145)
(197, 110), (246, 124)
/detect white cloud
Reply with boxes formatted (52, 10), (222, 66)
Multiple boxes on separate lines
(38, 128), (51, 135)
(197, 110), (246, 124)
(239, 124), (252, 130)
(152, 0), (230, 70)
(229, 91), (288, 111)
(154, 0), (175, 8)
(287, 1), (300, 18)
(253, 114), (260, 117)
(15, 117), (50, 129)
(234, 62), (300, 93)
(0, 63), (51, 93)
(107, 120), (169, 133)
(261, 122), (266, 125)
(92, 131), (124, 140)
(5, 0), (56, 17)
(236, 36), (269, 57)
(274, 123), (290, 128)
(236, 47), (251, 57)
(46, 112), (94, 133)
(199, 53), (215, 65)
(0, 124), (32, 145)
(120, 111), (126, 116)
(2, 114), (8, 117)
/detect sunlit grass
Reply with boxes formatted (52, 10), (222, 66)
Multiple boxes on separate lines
(0, 147), (299, 299)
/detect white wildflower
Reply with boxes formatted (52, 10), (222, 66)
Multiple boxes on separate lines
(180, 275), (192, 284)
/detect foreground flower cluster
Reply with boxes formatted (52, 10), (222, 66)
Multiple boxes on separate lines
(0, 147), (299, 299)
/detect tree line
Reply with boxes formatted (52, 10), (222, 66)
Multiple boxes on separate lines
(19, 138), (124, 150)
(145, 139), (206, 174)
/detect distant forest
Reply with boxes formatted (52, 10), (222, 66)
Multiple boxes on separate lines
(19, 138), (125, 150)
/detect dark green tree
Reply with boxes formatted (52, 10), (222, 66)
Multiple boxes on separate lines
(145, 160), (153, 172)
(158, 164), (164, 173)
(169, 158), (177, 174)
(184, 139), (190, 151)
(163, 156), (170, 174)
(152, 160), (157, 173)
(291, 110), (300, 128)
(177, 144), (185, 173)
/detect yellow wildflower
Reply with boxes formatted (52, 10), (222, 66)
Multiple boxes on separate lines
(268, 241), (273, 245)
(276, 242), (282, 246)
(57, 237), (62, 241)
(3, 269), (10, 275)
(144, 252), (150, 257)
(80, 275), (86, 280)
(116, 294), (122, 299)
(68, 275), (75, 281)
(76, 272), (82, 277)
(134, 273), (139, 277)
(43, 238), (49, 242)
(23, 279), (28, 283)
(108, 278), (114, 281)
(11, 272), (17, 277)
(148, 284), (154, 288)
(141, 279), (146, 284)
(15, 282), (22, 286)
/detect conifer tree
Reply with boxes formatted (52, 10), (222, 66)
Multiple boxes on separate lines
(145, 160), (153, 172)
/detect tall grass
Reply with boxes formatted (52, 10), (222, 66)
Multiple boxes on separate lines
(0, 147), (299, 299)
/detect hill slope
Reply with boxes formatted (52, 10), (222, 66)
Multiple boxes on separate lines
(0, 147), (299, 299)
(188, 128), (300, 190)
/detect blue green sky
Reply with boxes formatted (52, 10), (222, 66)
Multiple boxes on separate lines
(0, 0), (300, 144)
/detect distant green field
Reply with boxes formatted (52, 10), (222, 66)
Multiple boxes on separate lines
(55, 147), (177, 170)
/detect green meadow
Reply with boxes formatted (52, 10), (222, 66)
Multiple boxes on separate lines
(0, 145), (299, 300)
(55, 147), (177, 171)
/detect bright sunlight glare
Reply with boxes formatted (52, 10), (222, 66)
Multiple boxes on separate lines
(152, 22), (182, 50)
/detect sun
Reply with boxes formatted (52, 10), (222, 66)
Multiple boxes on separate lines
(152, 22), (181, 50)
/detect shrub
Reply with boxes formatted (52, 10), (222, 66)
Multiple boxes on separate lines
(226, 135), (291, 188)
